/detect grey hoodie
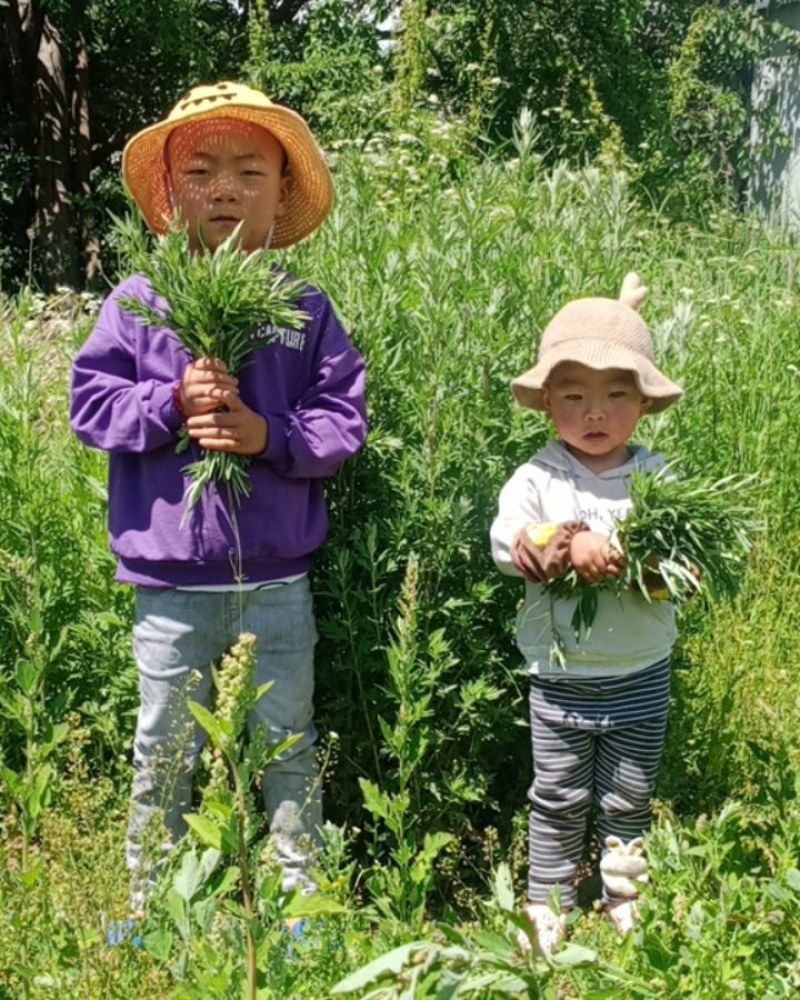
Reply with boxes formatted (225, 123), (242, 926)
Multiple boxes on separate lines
(491, 440), (677, 677)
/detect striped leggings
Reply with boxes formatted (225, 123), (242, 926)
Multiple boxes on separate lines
(527, 658), (671, 908)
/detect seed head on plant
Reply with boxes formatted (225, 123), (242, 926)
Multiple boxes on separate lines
(214, 632), (258, 741)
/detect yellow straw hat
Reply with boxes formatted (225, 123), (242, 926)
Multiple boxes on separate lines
(121, 81), (333, 248)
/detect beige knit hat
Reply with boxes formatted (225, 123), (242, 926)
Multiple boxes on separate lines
(511, 273), (683, 413)
(122, 81), (333, 248)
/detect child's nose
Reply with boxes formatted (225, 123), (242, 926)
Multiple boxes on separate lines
(210, 173), (237, 199)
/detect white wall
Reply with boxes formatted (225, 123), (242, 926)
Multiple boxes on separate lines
(750, 3), (800, 229)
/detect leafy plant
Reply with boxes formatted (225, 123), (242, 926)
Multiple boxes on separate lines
(359, 558), (456, 930)
(332, 863), (650, 998)
(140, 632), (343, 1000)
(115, 213), (307, 512)
(0, 558), (70, 999)
(547, 467), (759, 652)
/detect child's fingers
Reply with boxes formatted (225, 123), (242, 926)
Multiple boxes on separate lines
(185, 416), (241, 450)
(192, 356), (231, 374)
(186, 373), (238, 393)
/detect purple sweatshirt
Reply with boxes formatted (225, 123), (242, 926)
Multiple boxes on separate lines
(70, 273), (367, 587)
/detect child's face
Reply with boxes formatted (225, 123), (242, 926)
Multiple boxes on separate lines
(541, 362), (651, 473)
(167, 119), (290, 253)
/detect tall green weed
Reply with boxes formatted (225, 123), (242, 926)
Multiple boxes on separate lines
(0, 290), (136, 768)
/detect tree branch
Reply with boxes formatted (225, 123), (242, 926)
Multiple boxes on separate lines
(269, 0), (309, 26)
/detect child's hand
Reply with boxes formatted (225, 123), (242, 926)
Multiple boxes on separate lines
(570, 531), (622, 583)
(185, 392), (268, 455)
(179, 358), (239, 418)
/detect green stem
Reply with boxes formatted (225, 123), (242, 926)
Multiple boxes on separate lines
(230, 759), (257, 1000)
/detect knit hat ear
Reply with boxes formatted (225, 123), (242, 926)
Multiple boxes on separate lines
(509, 269), (683, 413)
(619, 272), (648, 312)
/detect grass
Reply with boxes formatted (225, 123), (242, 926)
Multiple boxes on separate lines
(1, 133), (800, 996)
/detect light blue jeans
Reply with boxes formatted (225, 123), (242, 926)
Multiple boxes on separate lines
(126, 577), (320, 908)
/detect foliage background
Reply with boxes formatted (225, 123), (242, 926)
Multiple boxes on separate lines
(3, 0), (800, 291)
(2, 1), (800, 996)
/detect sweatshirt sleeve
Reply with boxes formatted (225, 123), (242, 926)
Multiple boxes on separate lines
(491, 462), (590, 580)
(490, 463), (544, 577)
(70, 280), (183, 453)
(259, 293), (367, 479)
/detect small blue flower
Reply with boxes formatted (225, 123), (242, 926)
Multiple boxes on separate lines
(106, 918), (142, 949)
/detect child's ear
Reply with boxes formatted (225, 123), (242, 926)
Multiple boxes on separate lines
(540, 384), (551, 413)
(275, 172), (292, 218)
(640, 396), (653, 414)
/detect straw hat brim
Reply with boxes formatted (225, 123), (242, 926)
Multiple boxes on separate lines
(511, 340), (683, 414)
(122, 102), (333, 248)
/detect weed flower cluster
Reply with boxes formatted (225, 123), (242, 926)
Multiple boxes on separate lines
(213, 632), (258, 738)
(115, 214), (307, 512)
(200, 633), (258, 801)
(547, 467), (760, 654)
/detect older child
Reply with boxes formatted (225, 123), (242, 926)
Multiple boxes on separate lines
(490, 275), (682, 954)
(70, 82), (367, 914)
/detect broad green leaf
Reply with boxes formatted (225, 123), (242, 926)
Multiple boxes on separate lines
(551, 942), (598, 967)
(331, 942), (432, 994)
(143, 926), (173, 961)
(17, 861), (44, 887)
(184, 813), (223, 851)
(29, 763), (54, 818)
(188, 700), (229, 746)
(0, 766), (22, 798)
(50, 722), (70, 747)
(493, 862), (515, 912)
(472, 929), (517, 961)
(359, 777), (391, 821)
(282, 894), (346, 918)
(253, 680), (274, 704)
(411, 831), (453, 884)
(785, 867), (800, 892)
(165, 889), (189, 940)
(209, 863), (239, 898)
(172, 850), (205, 902)
(15, 658), (39, 695)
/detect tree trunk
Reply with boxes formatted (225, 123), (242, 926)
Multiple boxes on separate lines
(33, 11), (78, 289)
(72, 27), (100, 285)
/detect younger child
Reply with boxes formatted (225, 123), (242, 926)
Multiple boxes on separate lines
(70, 82), (367, 913)
(490, 274), (683, 954)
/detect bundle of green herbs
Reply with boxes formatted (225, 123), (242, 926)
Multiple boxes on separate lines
(546, 467), (760, 657)
(115, 213), (307, 513)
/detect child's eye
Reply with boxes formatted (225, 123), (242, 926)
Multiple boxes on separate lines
(609, 390), (628, 399)
(185, 168), (209, 177)
(564, 393), (583, 401)
(242, 169), (266, 178)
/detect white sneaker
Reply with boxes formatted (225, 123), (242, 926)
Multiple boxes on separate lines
(517, 902), (566, 957)
(604, 897), (638, 936)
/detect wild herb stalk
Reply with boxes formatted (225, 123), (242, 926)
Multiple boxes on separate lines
(548, 467), (760, 643)
(115, 213), (307, 512)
